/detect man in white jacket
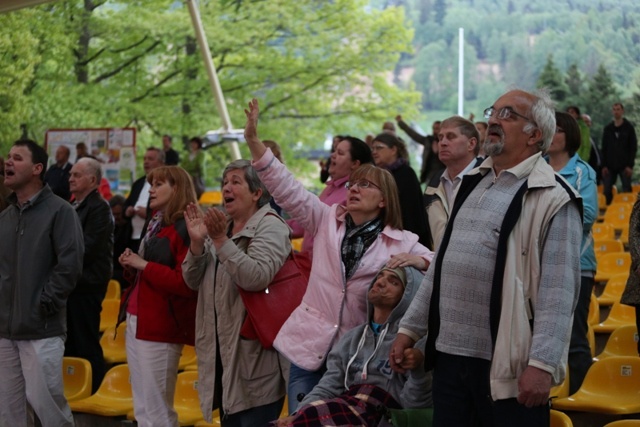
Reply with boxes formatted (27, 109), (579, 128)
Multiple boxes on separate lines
(390, 89), (582, 427)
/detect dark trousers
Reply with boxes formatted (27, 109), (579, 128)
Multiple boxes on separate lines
(64, 292), (106, 393)
(568, 276), (594, 394)
(222, 396), (284, 427)
(432, 352), (549, 427)
(603, 168), (632, 204)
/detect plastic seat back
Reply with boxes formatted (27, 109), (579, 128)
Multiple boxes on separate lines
(174, 371), (204, 426)
(549, 370), (570, 399)
(178, 345), (197, 370)
(604, 421), (640, 427)
(199, 191), (222, 206)
(105, 279), (121, 300)
(594, 325), (639, 361)
(552, 356), (640, 414)
(597, 273), (629, 306)
(602, 205), (632, 231)
(69, 364), (133, 416)
(592, 223), (615, 241)
(594, 252), (631, 283)
(594, 240), (625, 261)
(594, 302), (637, 333)
(100, 299), (120, 332)
(550, 409), (573, 427)
(588, 293), (599, 326)
(62, 357), (92, 402)
(100, 323), (127, 364)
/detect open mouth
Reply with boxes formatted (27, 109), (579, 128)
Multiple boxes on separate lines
(224, 197), (234, 204)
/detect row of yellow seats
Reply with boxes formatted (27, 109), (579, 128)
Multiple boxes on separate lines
(589, 289), (637, 334)
(593, 223), (629, 245)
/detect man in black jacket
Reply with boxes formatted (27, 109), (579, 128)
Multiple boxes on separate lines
(601, 103), (638, 204)
(44, 145), (72, 201)
(66, 157), (114, 391)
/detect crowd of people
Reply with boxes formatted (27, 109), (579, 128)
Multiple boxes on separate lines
(0, 89), (638, 427)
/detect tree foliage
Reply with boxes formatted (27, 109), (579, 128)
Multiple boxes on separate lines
(0, 0), (420, 187)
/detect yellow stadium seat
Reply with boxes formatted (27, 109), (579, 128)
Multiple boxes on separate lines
(62, 357), (92, 402)
(100, 323), (127, 364)
(178, 345), (197, 370)
(594, 239), (625, 262)
(633, 184), (640, 194)
(99, 299), (120, 333)
(70, 364), (133, 416)
(550, 371), (570, 399)
(550, 409), (573, 427)
(588, 293), (599, 326)
(605, 421), (640, 427)
(619, 225), (630, 246)
(174, 371), (204, 426)
(588, 324), (596, 357)
(552, 356), (640, 414)
(592, 223), (615, 241)
(597, 184), (603, 194)
(291, 238), (304, 253)
(594, 252), (631, 283)
(597, 273), (629, 306)
(593, 302), (637, 334)
(105, 279), (121, 301)
(602, 205), (632, 231)
(593, 325), (639, 361)
(612, 193), (638, 205)
(199, 191), (222, 206)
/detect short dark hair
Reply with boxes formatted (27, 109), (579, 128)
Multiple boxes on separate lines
(566, 105), (581, 116)
(190, 136), (203, 149)
(341, 136), (373, 165)
(13, 139), (48, 181)
(163, 134), (172, 141)
(555, 111), (582, 157)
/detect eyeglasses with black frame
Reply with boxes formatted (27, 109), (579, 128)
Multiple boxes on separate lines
(345, 179), (381, 191)
(483, 106), (532, 123)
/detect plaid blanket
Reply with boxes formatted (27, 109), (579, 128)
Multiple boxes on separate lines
(270, 384), (401, 427)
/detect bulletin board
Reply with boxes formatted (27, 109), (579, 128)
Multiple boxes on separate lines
(45, 128), (137, 193)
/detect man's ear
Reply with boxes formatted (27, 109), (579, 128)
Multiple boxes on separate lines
(33, 163), (44, 177)
(526, 128), (543, 147)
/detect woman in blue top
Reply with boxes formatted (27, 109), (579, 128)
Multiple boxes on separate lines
(546, 111), (598, 394)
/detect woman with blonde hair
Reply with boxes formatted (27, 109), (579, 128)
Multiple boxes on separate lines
(243, 99), (433, 413)
(119, 166), (198, 427)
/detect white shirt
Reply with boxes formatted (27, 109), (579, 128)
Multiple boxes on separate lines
(131, 181), (150, 239)
(440, 157), (478, 207)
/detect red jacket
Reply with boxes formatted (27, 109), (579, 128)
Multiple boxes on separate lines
(121, 217), (197, 345)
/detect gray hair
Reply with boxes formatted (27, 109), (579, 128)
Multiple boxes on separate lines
(521, 88), (556, 153)
(147, 146), (166, 164)
(77, 157), (102, 183)
(222, 159), (271, 208)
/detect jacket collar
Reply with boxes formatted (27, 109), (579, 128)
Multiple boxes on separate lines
(475, 152), (557, 190)
(230, 203), (282, 240)
(335, 206), (406, 242)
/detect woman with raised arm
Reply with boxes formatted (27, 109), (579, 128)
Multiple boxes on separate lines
(182, 159), (291, 426)
(243, 99), (434, 413)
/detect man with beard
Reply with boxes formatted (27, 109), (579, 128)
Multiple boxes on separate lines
(390, 89), (583, 426)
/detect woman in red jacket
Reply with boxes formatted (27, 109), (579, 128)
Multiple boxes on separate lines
(119, 166), (198, 427)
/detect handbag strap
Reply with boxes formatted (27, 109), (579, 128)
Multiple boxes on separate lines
(260, 211), (299, 267)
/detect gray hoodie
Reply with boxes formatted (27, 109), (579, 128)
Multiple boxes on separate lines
(298, 266), (432, 409)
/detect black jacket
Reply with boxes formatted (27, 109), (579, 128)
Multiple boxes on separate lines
(44, 162), (72, 201)
(601, 118), (638, 171)
(390, 162), (431, 248)
(74, 189), (114, 295)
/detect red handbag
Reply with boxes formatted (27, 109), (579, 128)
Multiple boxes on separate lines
(238, 249), (311, 349)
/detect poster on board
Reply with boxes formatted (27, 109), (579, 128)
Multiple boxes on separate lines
(45, 127), (137, 194)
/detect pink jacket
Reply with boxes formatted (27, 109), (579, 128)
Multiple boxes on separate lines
(253, 150), (433, 371)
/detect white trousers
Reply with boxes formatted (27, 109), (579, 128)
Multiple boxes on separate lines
(0, 336), (74, 427)
(126, 314), (183, 427)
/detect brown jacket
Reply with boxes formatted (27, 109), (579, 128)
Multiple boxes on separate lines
(182, 204), (291, 421)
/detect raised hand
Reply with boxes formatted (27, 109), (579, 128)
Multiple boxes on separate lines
(243, 98), (267, 160)
(184, 203), (208, 255)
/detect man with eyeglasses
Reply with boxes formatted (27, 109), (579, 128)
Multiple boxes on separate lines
(601, 102), (637, 204)
(391, 89), (582, 426)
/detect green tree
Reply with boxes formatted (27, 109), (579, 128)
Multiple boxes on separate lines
(583, 63), (620, 143)
(537, 55), (568, 103)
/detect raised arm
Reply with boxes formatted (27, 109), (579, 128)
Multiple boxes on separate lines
(244, 98), (268, 161)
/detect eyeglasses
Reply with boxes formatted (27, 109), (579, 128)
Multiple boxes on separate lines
(345, 179), (381, 191)
(484, 106), (532, 123)
(371, 145), (389, 152)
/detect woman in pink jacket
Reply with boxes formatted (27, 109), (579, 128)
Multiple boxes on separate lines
(244, 99), (434, 413)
